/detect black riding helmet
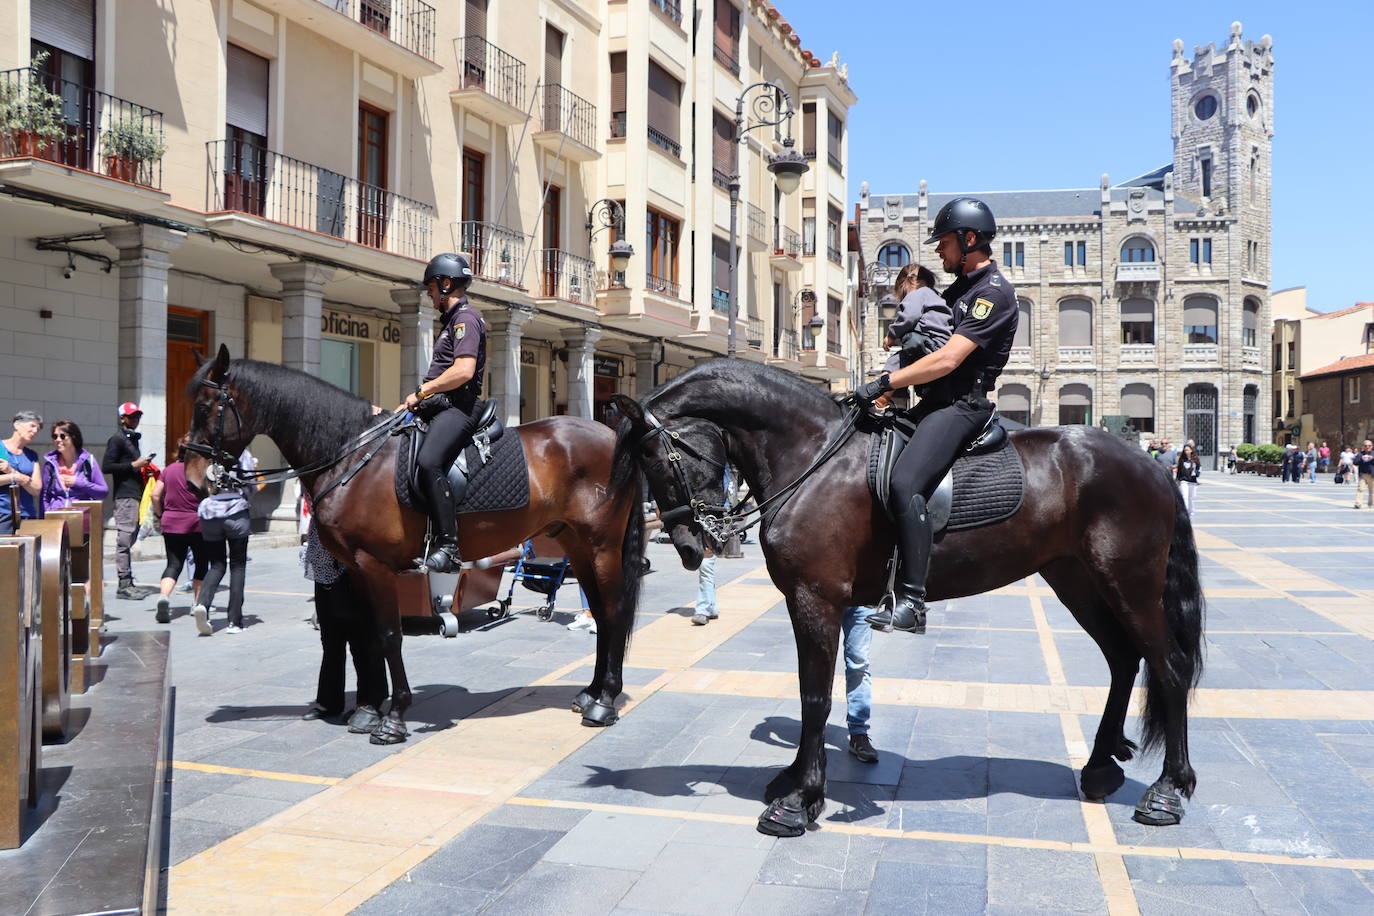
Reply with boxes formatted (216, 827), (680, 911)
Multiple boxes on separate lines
(422, 252), (474, 295)
(924, 198), (997, 255)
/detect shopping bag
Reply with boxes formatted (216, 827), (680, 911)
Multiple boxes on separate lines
(137, 477), (158, 540)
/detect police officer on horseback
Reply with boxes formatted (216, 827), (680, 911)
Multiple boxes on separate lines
(854, 198), (1017, 633)
(400, 253), (488, 573)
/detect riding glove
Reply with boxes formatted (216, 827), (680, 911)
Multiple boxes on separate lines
(854, 374), (892, 406)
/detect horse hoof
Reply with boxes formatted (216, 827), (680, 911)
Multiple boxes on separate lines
(1081, 761), (1125, 800)
(757, 800), (810, 838)
(1132, 783), (1184, 826)
(369, 718), (409, 745)
(571, 690), (595, 714)
(580, 700), (618, 727)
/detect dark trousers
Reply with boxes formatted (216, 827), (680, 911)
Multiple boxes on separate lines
(199, 534), (248, 626)
(161, 531), (209, 582)
(114, 497), (139, 580)
(890, 399), (995, 502)
(314, 576), (388, 712)
(416, 400), (478, 477)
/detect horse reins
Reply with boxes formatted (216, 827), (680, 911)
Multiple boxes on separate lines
(638, 401), (862, 544)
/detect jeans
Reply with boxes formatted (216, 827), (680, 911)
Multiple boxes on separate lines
(695, 554), (717, 617)
(1177, 480), (1197, 515)
(200, 509), (251, 627)
(842, 605), (873, 735)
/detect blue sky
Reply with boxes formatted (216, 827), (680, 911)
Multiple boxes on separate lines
(779, 0), (1373, 311)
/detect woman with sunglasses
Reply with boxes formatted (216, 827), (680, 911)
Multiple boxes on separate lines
(40, 419), (109, 514)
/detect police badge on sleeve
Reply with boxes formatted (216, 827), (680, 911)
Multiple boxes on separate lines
(971, 298), (995, 320)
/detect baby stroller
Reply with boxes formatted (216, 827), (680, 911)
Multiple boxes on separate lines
(486, 540), (572, 622)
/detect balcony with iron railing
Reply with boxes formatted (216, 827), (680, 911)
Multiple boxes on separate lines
(332, 0), (435, 61)
(253, 1), (438, 76)
(711, 288), (729, 314)
(536, 83), (598, 161)
(827, 151), (842, 173)
(452, 36), (526, 126)
(712, 166), (731, 190)
(645, 271), (681, 299)
(206, 139), (434, 259)
(827, 244), (843, 264)
(647, 125), (681, 159)
(1, 67), (166, 189)
(770, 225), (801, 271)
(457, 220), (529, 287)
(773, 328), (800, 362)
(746, 315), (765, 350)
(714, 42), (740, 77)
(537, 249), (596, 305)
(747, 202), (767, 249)
(610, 112), (627, 139)
(650, 0), (683, 25)
(827, 331), (842, 355)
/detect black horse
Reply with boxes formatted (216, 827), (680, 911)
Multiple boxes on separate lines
(611, 359), (1203, 837)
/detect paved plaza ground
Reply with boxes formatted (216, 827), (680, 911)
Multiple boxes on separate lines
(102, 474), (1374, 914)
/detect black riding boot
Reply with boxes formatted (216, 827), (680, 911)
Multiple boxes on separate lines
(418, 469), (461, 573)
(867, 493), (932, 634)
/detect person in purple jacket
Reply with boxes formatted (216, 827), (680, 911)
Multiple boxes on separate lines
(40, 419), (109, 513)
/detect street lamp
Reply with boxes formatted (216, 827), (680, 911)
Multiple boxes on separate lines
(586, 198), (633, 278)
(726, 82), (808, 359)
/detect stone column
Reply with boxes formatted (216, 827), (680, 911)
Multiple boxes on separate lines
(630, 340), (659, 398)
(391, 287), (436, 396)
(102, 223), (186, 460)
(561, 326), (602, 419)
(487, 307), (536, 425)
(269, 262), (333, 375)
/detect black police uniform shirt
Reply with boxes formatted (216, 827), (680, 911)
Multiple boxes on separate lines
(939, 261), (1018, 392)
(425, 298), (488, 399)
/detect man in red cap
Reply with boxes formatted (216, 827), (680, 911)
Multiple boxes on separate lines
(104, 402), (153, 598)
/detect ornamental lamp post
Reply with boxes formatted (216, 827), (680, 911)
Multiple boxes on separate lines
(586, 198), (633, 282)
(726, 83), (808, 359)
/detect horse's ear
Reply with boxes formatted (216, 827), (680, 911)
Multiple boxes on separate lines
(209, 343), (231, 382)
(611, 394), (645, 427)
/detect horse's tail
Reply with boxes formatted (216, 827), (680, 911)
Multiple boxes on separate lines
(1141, 476), (1205, 762)
(608, 419), (645, 648)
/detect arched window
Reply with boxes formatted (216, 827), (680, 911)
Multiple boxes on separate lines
(1183, 295), (1219, 344)
(1013, 298), (1032, 348)
(1120, 383), (1155, 433)
(1058, 383), (1092, 425)
(999, 384), (1031, 427)
(1120, 237), (1155, 263)
(1243, 384), (1258, 445)
(1058, 297), (1093, 347)
(1243, 297), (1260, 347)
(1120, 298), (1154, 344)
(877, 242), (910, 267)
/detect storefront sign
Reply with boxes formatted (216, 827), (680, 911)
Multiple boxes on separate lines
(322, 309), (401, 344)
(520, 348), (537, 366)
(594, 354), (623, 378)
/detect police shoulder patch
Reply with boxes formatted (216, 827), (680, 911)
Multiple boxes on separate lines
(971, 298), (995, 320)
(453, 322), (466, 340)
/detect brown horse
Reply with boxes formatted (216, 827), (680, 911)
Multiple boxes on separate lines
(186, 345), (644, 742)
(610, 359), (1204, 837)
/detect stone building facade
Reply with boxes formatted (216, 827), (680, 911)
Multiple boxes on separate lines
(1300, 355), (1374, 451)
(857, 23), (1274, 464)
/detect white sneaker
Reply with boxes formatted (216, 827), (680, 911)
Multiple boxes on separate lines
(566, 615), (593, 631)
(224, 624), (243, 634)
(192, 605), (212, 636)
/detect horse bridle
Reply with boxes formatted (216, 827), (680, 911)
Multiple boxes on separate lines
(635, 403), (861, 544)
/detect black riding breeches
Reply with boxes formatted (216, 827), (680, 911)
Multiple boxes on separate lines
(417, 402), (477, 476)
(889, 399), (994, 502)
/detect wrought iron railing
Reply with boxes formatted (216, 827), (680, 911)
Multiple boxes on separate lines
(746, 316), (765, 348)
(610, 112), (627, 139)
(827, 244), (843, 264)
(714, 43), (740, 76)
(457, 220), (529, 286)
(776, 225), (800, 257)
(646, 271), (680, 298)
(827, 329), (842, 354)
(712, 166), (731, 190)
(206, 139), (434, 259)
(331, 0), (436, 60)
(538, 249), (596, 303)
(828, 151), (842, 173)
(711, 288), (729, 313)
(647, 125), (680, 158)
(650, 0), (683, 25)
(775, 328), (799, 361)
(541, 83), (596, 150)
(1, 67), (166, 188)
(455, 36), (525, 111)
(747, 203), (767, 246)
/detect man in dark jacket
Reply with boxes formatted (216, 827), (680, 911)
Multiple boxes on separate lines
(103, 402), (152, 598)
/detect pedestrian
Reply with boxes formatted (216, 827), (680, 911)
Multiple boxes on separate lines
(193, 448), (254, 635)
(40, 419), (108, 514)
(1225, 444), (1237, 475)
(148, 440), (208, 625)
(0, 410), (44, 535)
(1175, 442), (1201, 515)
(1304, 441), (1318, 483)
(843, 605), (878, 763)
(1337, 445), (1356, 484)
(1318, 441), (1331, 475)
(301, 521), (388, 732)
(691, 465), (736, 626)
(103, 402), (154, 598)
(1289, 444), (1305, 485)
(1354, 440), (1374, 509)
(1155, 438), (1177, 475)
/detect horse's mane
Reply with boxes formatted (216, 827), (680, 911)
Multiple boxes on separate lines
(189, 358), (380, 463)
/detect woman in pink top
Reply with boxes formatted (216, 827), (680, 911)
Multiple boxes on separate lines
(149, 440), (209, 624)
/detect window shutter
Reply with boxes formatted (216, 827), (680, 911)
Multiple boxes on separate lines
(465, 0), (487, 38)
(802, 103), (815, 157)
(1120, 298), (1153, 321)
(1120, 385), (1154, 419)
(31, 0), (94, 61)
(1013, 299), (1032, 347)
(713, 110), (735, 175)
(647, 60), (679, 142)
(1058, 298), (1092, 346)
(544, 24), (563, 87)
(827, 111), (842, 146)
(1059, 384), (1091, 407)
(1000, 386), (1030, 413)
(713, 235), (731, 292)
(609, 53), (627, 113)
(226, 45), (270, 137)
(1183, 297), (1217, 328)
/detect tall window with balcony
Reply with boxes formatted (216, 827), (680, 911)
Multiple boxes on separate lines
(1183, 296), (1218, 344)
(801, 103), (816, 160)
(223, 45), (270, 216)
(713, 0), (740, 75)
(357, 104), (388, 249)
(609, 52), (626, 139)
(712, 109), (735, 189)
(543, 24), (564, 131)
(1243, 298), (1260, 348)
(1120, 298), (1154, 344)
(540, 185), (561, 297)
(878, 242), (910, 268)
(827, 296), (842, 354)
(1058, 298), (1093, 352)
(1121, 238), (1155, 262)
(712, 236), (731, 313)
(826, 205), (843, 264)
(802, 199), (815, 256)
(646, 208), (680, 297)
(460, 148), (490, 276)
(29, 0), (94, 173)
(826, 111), (843, 172)
(647, 61), (681, 157)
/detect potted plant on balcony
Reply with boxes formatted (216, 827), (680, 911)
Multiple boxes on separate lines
(0, 53), (66, 158)
(103, 116), (166, 184)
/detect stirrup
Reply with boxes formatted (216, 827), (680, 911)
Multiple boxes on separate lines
(424, 541), (461, 573)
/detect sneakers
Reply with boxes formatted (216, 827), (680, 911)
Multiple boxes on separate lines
(192, 604), (212, 636)
(224, 624), (243, 634)
(116, 578), (138, 600)
(848, 733), (879, 764)
(566, 615), (594, 631)
(177, 581), (194, 594)
(691, 612), (718, 626)
(154, 597), (170, 624)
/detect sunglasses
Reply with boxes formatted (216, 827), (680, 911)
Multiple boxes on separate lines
(53, 433), (70, 440)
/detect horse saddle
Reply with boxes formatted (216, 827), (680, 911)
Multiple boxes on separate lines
(395, 400), (528, 514)
(866, 411), (1025, 534)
